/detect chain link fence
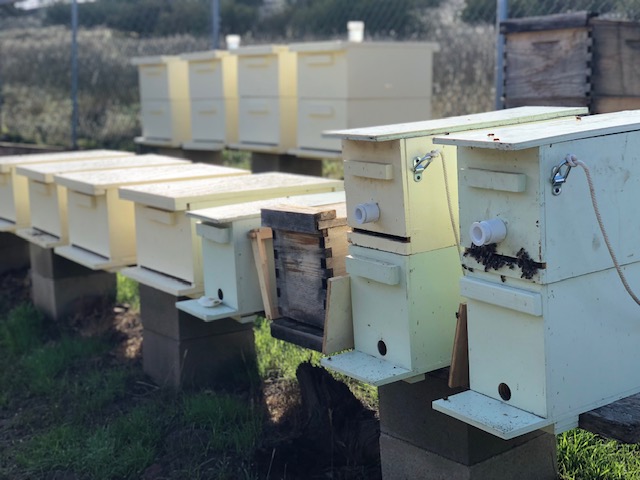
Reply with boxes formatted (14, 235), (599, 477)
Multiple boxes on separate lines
(0, 0), (637, 150)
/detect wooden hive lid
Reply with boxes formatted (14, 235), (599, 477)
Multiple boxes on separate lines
(261, 202), (348, 234)
(289, 40), (439, 53)
(187, 190), (346, 224)
(118, 172), (343, 211)
(500, 11), (596, 34)
(433, 110), (640, 151)
(180, 50), (229, 62)
(54, 163), (248, 196)
(130, 55), (183, 66)
(324, 106), (587, 142)
(0, 150), (130, 173)
(16, 154), (188, 183)
(234, 44), (289, 56)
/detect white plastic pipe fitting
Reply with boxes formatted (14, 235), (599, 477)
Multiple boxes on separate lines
(470, 218), (507, 246)
(226, 34), (241, 50)
(347, 21), (365, 42)
(354, 202), (380, 225)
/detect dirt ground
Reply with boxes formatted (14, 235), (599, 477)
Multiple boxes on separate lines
(0, 267), (381, 480)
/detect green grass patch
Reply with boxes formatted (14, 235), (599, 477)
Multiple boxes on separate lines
(116, 273), (140, 310)
(17, 402), (166, 479)
(0, 303), (46, 356)
(558, 429), (640, 479)
(254, 316), (321, 380)
(21, 335), (110, 394)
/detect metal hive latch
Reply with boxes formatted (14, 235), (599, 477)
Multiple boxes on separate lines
(550, 158), (573, 196)
(412, 150), (439, 182)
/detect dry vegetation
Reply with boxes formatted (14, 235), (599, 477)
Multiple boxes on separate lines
(0, 0), (495, 149)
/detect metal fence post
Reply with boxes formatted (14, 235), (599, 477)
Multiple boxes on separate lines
(71, 0), (79, 149)
(495, 0), (508, 109)
(211, 0), (220, 49)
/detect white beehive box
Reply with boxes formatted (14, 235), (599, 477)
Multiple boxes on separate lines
(176, 190), (346, 321)
(132, 56), (191, 147)
(180, 50), (238, 150)
(53, 163), (248, 270)
(323, 244), (460, 385)
(0, 150), (129, 233)
(289, 41), (440, 157)
(15, 155), (188, 249)
(228, 45), (297, 152)
(119, 173), (343, 297)
(431, 110), (640, 439)
(325, 106), (588, 255)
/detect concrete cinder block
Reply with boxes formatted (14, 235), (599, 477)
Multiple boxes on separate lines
(378, 373), (543, 465)
(139, 284), (250, 340)
(29, 244), (93, 279)
(142, 327), (256, 389)
(251, 152), (323, 176)
(380, 433), (557, 480)
(0, 233), (30, 274)
(30, 270), (116, 321)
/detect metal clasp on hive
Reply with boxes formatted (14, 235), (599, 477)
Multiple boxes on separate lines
(550, 159), (572, 196)
(412, 150), (439, 182)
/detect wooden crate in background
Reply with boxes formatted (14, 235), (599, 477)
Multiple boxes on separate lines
(501, 12), (640, 112)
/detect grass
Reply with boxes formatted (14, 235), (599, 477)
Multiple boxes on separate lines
(2, 274), (640, 479)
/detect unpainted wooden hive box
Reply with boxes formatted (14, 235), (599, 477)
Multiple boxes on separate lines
(118, 172), (343, 297)
(502, 12), (640, 113)
(289, 40), (439, 158)
(176, 190), (346, 323)
(261, 200), (348, 351)
(229, 45), (297, 153)
(0, 150), (129, 233)
(432, 110), (640, 440)
(132, 55), (191, 147)
(180, 50), (238, 151)
(15, 154), (187, 249)
(52, 163), (247, 271)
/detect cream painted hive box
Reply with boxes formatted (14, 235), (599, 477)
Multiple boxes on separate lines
(432, 110), (640, 440)
(180, 50), (238, 150)
(177, 191), (346, 322)
(289, 41), (440, 157)
(119, 173), (343, 297)
(325, 106), (588, 255)
(53, 163), (248, 270)
(15, 155), (188, 249)
(229, 45), (297, 152)
(323, 244), (460, 385)
(320, 107), (589, 387)
(132, 56), (191, 147)
(0, 150), (129, 233)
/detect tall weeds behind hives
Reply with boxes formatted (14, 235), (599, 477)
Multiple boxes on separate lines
(0, 9), (496, 149)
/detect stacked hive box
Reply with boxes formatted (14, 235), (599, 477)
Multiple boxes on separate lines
(289, 41), (440, 158)
(53, 163), (247, 270)
(15, 155), (187, 249)
(0, 150), (129, 232)
(118, 173), (343, 297)
(320, 106), (588, 387)
(502, 12), (640, 113)
(228, 45), (297, 153)
(261, 200), (349, 351)
(176, 191), (346, 323)
(132, 56), (190, 147)
(432, 110), (640, 439)
(180, 51), (238, 151)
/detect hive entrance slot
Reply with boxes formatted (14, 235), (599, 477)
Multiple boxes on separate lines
(377, 340), (387, 356)
(498, 382), (512, 401)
